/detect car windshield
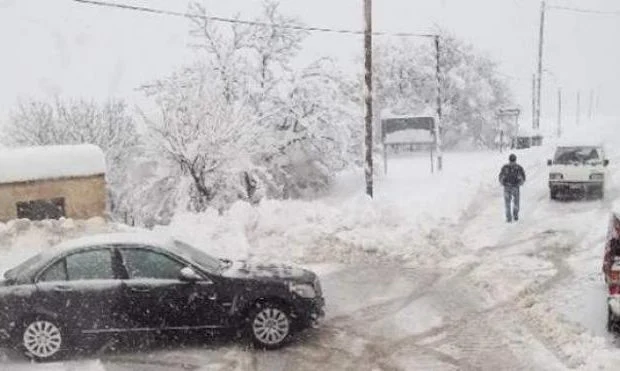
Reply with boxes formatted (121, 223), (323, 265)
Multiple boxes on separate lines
(168, 239), (222, 274)
(553, 146), (601, 165)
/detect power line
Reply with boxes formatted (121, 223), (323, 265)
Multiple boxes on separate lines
(548, 5), (620, 16)
(72, 0), (437, 38)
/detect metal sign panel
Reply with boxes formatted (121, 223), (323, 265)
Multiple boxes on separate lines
(382, 116), (435, 136)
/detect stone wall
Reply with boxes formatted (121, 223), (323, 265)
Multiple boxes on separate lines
(0, 175), (106, 222)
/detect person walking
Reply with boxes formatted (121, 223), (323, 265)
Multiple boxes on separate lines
(498, 153), (526, 222)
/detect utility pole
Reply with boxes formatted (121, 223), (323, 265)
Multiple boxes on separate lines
(364, 0), (373, 197)
(531, 73), (536, 131)
(595, 88), (600, 115)
(534, 0), (546, 130)
(434, 35), (443, 171)
(588, 89), (594, 120)
(557, 88), (562, 137)
(576, 91), (581, 126)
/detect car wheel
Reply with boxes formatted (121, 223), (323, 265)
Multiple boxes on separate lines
(248, 302), (292, 349)
(19, 318), (66, 361)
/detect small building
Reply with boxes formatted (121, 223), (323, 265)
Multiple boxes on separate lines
(0, 144), (106, 222)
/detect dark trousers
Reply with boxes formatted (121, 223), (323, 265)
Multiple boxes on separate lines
(504, 186), (520, 221)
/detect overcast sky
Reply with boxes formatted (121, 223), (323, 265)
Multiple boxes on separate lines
(1, 0), (619, 130)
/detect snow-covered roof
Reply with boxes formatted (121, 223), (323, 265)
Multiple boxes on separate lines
(385, 129), (433, 144)
(0, 144), (106, 184)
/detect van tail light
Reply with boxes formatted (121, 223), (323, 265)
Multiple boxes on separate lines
(610, 270), (620, 282)
(609, 285), (620, 295)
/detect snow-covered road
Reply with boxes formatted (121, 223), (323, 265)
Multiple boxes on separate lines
(2, 120), (620, 370)
(2, 187), (613, 370)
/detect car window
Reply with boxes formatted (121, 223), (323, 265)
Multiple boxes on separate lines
(65, 249), (115, 280)
(121, 248), (185, 280)
(554, 146), (600, 164)
(38, 260), (67, 282)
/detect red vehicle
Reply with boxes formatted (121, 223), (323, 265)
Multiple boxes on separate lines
(603, 212), (620, 331)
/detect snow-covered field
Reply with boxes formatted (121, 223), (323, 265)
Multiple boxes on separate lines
(2, 118), (620, 370)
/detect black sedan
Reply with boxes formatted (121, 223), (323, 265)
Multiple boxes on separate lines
(0, 233), (325, 360)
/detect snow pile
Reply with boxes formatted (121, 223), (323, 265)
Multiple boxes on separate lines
(153, 148), (549, 266)
(0, 144), (105, 184)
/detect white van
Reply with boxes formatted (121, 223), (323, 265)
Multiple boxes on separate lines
(547, 144), (609, 199)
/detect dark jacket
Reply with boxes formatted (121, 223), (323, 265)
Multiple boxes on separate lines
(499, 163), (526, 187)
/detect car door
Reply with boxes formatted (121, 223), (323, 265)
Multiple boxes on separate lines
(117, 246), (227, 331)
(34, 247), (125, 334)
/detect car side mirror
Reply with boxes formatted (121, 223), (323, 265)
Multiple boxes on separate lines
(179, 267), (203, 282)
(547, 159), (552, 166)
(604, 159), (610, 167)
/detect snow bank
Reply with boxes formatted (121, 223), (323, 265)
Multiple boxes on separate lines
(152, 149), (549, 266)
(0, 144), (105, 184)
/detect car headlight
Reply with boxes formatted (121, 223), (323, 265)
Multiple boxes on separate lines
(549, 173), (563, 180)
(289, 283), (316, 298)
(590, 173), (604, 180)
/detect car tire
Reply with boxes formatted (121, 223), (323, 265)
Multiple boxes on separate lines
(607, 306), (618, 333)
(18, 317), (67, 361)
(248, 302), (292, 349)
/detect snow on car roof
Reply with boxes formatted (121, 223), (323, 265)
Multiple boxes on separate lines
(0, 144), (106, 184)
(53, 232), (175, 253)
(554, 140), (604, 148)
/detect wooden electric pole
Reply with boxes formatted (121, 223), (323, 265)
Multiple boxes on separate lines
(364, 0), (373, 197)
(534, 0), (546, 130)
(576, 91), (581, 126)
(557, 88), (562, 137)
(588, 89), (594, 121)
(531, 73), (536, 131)
(434, 35), (443, 171)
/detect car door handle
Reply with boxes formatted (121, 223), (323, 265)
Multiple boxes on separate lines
(130, 286), (151, 293)
(53, 285), (73, 292)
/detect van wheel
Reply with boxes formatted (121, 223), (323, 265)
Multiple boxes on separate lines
(248, 302), (292, 349)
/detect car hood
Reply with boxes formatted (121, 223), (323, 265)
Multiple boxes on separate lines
(221, 261), (316, 283)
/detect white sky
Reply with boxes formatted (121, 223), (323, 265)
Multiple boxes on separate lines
(1, 0), (619, 130)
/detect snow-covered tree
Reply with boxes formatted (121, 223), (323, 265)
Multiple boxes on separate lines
(132, 0), (360, 220)
(375, 32), (513, 148)
(141, 68), (266, 216)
